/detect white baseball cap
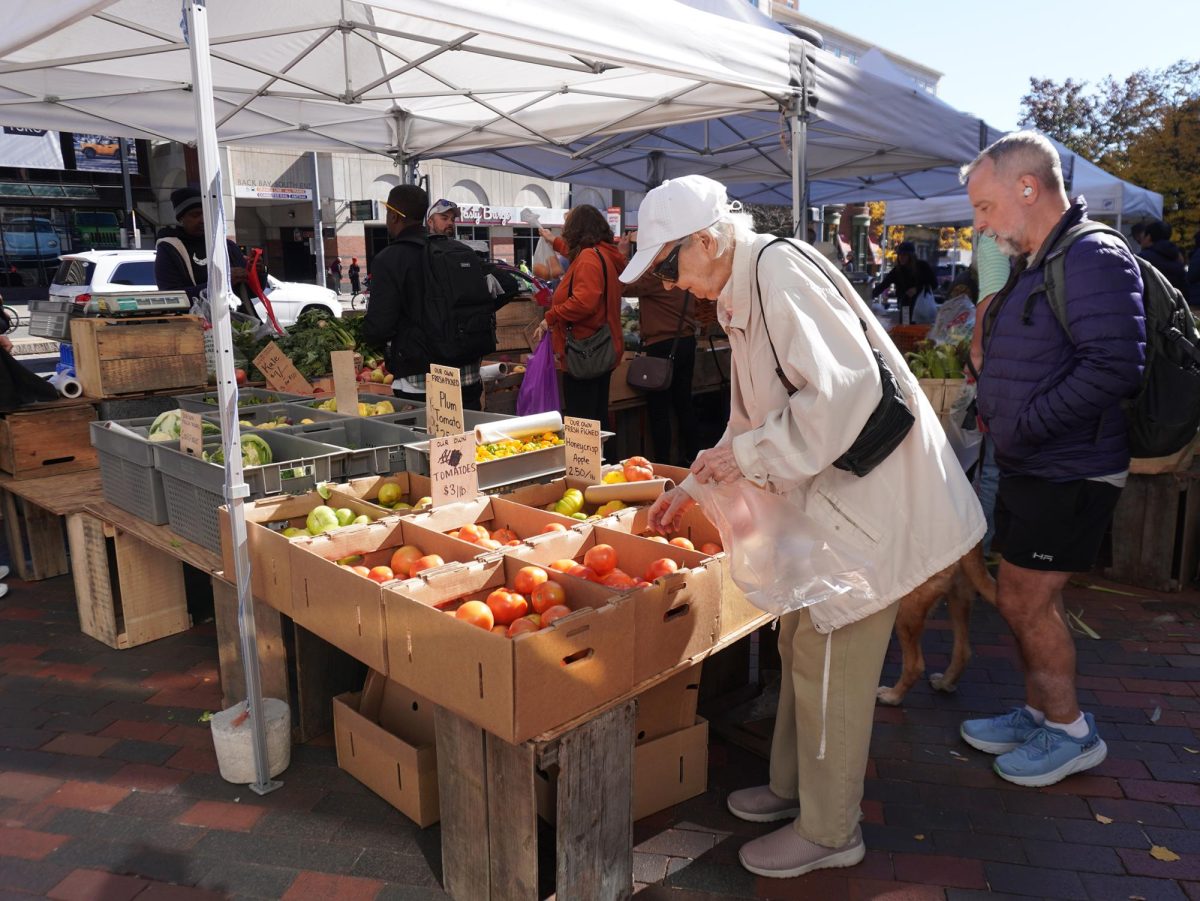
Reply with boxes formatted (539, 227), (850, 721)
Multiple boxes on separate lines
(620, 175), (732, 283)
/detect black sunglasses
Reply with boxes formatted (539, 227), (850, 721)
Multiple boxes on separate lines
(651, 241), (682, 282)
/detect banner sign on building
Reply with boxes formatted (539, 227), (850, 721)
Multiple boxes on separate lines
(73, 134), (138, 173)
(455, 204), (567, 227)
(235, 182), (313, 201)
(0, 128), (64, 170)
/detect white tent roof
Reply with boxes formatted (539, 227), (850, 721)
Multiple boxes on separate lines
(0, 0), (798, 158)
(881, 138), (1163, 225)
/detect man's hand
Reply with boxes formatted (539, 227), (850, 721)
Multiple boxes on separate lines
(690, 446), (743, 484)
(647, 487), (696, 534)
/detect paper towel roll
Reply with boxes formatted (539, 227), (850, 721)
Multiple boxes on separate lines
(475, 411), (563, 443)
(50, 372), (82, 399)
(583, 478), (674, 504)
(480, 362), (510, 382)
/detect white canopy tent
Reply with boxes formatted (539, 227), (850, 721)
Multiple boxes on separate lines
(879, 138), (1163, 228)
(0, 0), (802, 791)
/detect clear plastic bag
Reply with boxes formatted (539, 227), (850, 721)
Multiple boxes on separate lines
(532, 237), (563, 281)
(912, 288), (938, 324)
(687, 478), (878, 616)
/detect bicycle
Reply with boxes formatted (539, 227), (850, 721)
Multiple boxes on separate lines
(0, 304), (19, 334)
(349, 275), (370, 311)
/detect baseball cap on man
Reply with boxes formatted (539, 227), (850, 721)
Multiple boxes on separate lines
(426, 199), (460, 220)
(620, 175), (732, 283)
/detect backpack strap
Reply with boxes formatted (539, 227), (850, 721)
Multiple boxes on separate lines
(1028, 220), (1124, 343)
(156, 236), (197, 286)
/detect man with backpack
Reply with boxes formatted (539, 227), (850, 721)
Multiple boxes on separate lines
(958, 132), (1147, 787)
(362, 185), (514, 411)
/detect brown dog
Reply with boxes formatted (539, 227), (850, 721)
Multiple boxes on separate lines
(876, 543), (996, 706)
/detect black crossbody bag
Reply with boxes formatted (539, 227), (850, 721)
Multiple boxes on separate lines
(627, 293), (691, 391)
(755, 238), (914, 478)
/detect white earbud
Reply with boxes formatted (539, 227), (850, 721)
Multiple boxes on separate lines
(1023, 186), (1033, 197)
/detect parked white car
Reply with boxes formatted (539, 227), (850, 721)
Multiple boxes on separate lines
(48, 250), (340, 327)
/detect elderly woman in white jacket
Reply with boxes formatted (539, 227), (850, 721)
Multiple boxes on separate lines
(629, 175), (984, 880)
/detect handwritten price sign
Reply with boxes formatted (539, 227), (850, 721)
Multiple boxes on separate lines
(253, 341), (312, 394)
(430, 431), (478, 507)
(427, 364), (464, 437)
(564, 416), (602, 483)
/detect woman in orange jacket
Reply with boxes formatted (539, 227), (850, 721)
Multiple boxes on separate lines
(533, 205), (626, 425)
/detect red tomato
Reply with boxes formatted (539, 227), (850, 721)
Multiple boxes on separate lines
(625, 455), (652, 469)
(541, 523), (568, 533)
(486, 588), (529, 626)
(389, 545), (423, 578)
(583, 544), (618, 575)
(506, 617), (540, 638)
(623, 462), (654, 482)
(476, 538), (503, 550)
(523, 613), (543, 629)
(600, 569), (636, 589)
(409, 554), (444, 576)
(350, 565), (372, 577)
(549, 559), (576, 573)
(367, 565), (394, 583)
(700, 542), (723, 555)
(531, 580), (566, 614)
(513, 565), (549, 596)
(670, 536), (695, 551)
(456, 600), (495, 631)
(645, 535), (669, 544)
(643, 557), (679, 582)
(540, 604), (572, 628)
(491, 528), (520, 544)
(491, 624), (509, 636)
(567, 564), (597, 581)
(459, 523), (490, 544)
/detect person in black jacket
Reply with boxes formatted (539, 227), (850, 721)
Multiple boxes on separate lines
(1188, 230), (1200, 309)
(1139, 220), (1188, 295)
(871, 241), (937, 324)
(154, 187), (246, 302)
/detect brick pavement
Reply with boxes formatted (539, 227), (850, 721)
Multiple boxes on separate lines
(0, 568), (1197, 899)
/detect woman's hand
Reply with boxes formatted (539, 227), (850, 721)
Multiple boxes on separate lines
(0, 334), (12, 353)
(648, 486), (695, 534)
(690, 446), (743, 484)
(538, 226), (555, 243)
(531, 319), (549, 346)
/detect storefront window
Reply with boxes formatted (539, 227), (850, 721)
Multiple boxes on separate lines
(511, 227), (538, 269)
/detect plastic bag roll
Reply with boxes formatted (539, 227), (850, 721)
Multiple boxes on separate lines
(583, 478), (674, 504)
(480, 362), (510, 382)
(475, 411), (563, 443)
(50, 371), (82, 399)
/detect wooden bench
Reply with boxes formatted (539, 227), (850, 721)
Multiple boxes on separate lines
(0, 469), (104, 581)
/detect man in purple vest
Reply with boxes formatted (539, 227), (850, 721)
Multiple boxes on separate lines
(958, 132), (1145, 787)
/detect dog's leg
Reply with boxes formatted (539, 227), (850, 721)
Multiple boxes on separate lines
(877, 579), (946, 706)
(930, 571), (973, 694)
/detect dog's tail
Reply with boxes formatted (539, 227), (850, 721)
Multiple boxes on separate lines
(962, 542), (997, 605)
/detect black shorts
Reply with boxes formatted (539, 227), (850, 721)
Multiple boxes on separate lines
(993, 474), (1122, 572)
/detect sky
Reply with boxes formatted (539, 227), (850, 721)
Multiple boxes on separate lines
(800, 0), (1198, 131)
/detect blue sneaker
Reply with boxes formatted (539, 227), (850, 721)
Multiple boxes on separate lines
(960, 707), (1041, 755)
(993, 714), (1107, 787)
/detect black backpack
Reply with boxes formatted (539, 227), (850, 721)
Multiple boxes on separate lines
(1034, 221), (1200, 458)
(420, 235), (496, 366)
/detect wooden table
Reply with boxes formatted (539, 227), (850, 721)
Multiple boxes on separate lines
(0, 469), (104, 580)
(435, 611), (772, 901)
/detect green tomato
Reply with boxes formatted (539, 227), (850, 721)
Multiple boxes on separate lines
(352, 514), (371, 525)
(306, 505), (340, 536)
(334, 507), (356, 527)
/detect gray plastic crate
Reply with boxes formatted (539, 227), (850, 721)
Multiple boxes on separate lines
(153, 431), (346, 552)
(199, 402), (349, 430)
(174, 388), (310, 412)
(390, 408), (512, 432)
(292, 392), (418, 418)
(281, 417), (425, 478)
(90, 418), (169, 524)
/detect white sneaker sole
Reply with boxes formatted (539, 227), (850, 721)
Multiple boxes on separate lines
(994, 738), (1108, 787)
(726, 797), (800, 823)
(960, 724), (1025, 756)
(739, 841), (865, 878)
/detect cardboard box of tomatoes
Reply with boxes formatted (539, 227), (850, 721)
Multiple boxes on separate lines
(286, 517), (485, 673)
(506, 525), (722, 685)
(384, 554), (635, 744)
(402, 495), (584, 558)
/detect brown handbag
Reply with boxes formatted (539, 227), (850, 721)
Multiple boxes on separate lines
(627, 294), (690, 391)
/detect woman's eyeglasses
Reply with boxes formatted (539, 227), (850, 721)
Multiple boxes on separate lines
(652, 242), (682, 282)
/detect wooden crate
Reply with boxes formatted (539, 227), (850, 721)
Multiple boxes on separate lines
(1103, 468), (1200, 592)
(0, 402), (98, 479)
(66, 511), (192, 649)
(70, 316), (207, 398)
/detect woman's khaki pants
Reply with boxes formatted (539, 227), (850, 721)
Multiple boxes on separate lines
(767, 602), (898, 847)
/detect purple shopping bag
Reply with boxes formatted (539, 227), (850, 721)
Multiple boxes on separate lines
(516, 335), (561, 416)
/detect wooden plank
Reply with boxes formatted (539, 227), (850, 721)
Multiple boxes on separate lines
(2, 489), (32, 582)
(92, 318), (204, 360)
(71, 317), (206, 397)
(555, 701), (635, 901)
(83, 500), (220, 573)
(113, 527), (190, 647)
(0, 470), (104, 516)
(291, 624), (364, 744)
(484, 732), (539, 900)
(0, 404), (98, 479)
(211, 576), (288, 710)
(435, 706), (491, 900)
(1104, 477), (1147, 587)
(66, 512), (119, 648)
(24, 499), (68, 580)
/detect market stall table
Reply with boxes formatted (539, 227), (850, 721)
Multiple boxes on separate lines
(0, 469), (104, 581)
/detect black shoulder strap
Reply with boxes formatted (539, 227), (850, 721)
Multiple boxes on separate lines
(667, 292), (691, 361)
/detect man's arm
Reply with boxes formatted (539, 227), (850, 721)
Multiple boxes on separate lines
(360, 248), (404, 349)
(871, 267), (896, 299)
(1019, 238), (1146, 445)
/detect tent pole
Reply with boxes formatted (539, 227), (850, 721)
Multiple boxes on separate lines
(311, 152), (326, 289)
(184, 0), (280, 796)
(790, 101), (806, 238)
